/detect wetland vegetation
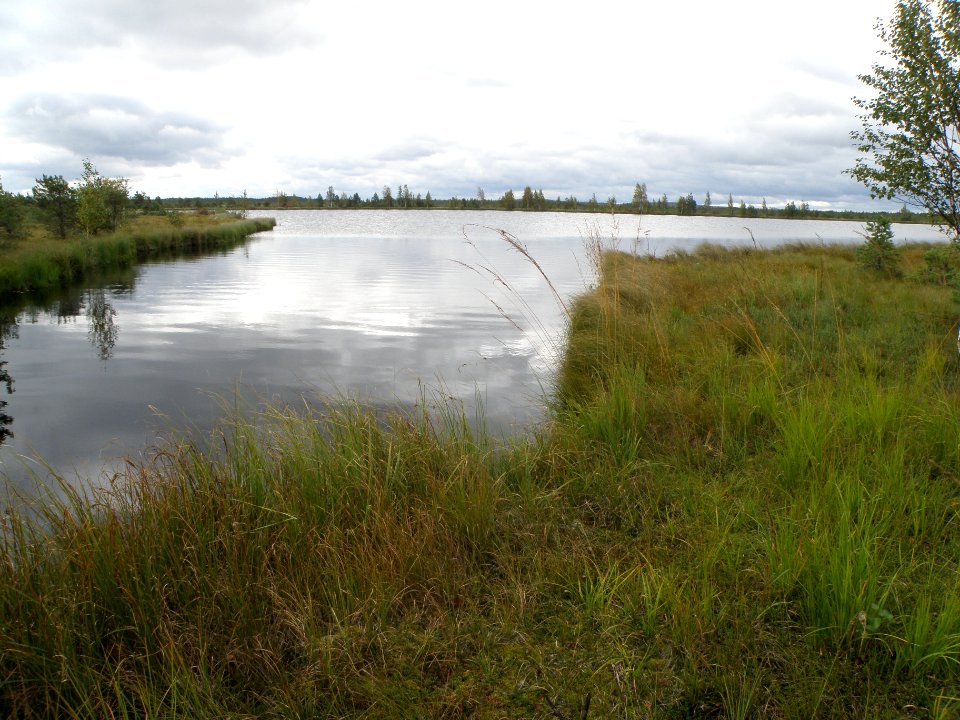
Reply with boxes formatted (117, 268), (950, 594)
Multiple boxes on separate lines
(3, 237), (960, 717)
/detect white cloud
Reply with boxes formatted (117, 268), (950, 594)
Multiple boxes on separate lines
(0, 0), (318, 72)
(0, 0), (898, 207)
(6, 94), (227, 166)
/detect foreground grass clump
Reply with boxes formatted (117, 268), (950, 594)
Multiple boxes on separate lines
(3, 242), (960, 717)
(0, 215), (276, 297)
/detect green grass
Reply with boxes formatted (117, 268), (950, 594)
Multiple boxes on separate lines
(0, 215), (276, 297)
(3, 241), (960, 717)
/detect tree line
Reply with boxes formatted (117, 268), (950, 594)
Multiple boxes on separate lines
(0, 169), (934, 243)
(248, 182), (925, 223)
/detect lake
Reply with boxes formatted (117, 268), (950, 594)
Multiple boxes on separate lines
(0, 209), (946, 495)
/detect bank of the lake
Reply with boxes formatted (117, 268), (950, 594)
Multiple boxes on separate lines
(2, 241), (960, 718)
(0, 216), (277, 297)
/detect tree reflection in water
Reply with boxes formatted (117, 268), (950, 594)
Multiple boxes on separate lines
(0, 282), (124, 449)
(0, 317), (15, 445)
(85, 289), (118, 361)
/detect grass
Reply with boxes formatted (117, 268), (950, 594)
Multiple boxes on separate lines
(2, 239), (960, 717)
(0, 213), (276, 297)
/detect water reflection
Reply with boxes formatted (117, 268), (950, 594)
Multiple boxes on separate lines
(0, 323), (14, 444)
(86, 290), (119, 361)
(0, 266), (148, 453)
(0, 220), (587, 490)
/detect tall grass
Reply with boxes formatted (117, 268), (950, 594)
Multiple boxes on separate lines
(2, 240), (960, 717)
(0, 217), (276, 297)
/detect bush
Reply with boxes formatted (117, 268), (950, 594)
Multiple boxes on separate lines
(0, 182), (25, 242)
(856, 218), (901, 278)
(921, 245), (959, 287)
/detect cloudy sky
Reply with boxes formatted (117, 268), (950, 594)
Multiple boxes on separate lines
(0, 0), (899, 209)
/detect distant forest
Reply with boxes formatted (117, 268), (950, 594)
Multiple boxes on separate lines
(165, 183), (931, 223)
(0, 170), (937, 245)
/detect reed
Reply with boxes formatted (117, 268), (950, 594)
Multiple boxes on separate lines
(2, 240), (960, 717)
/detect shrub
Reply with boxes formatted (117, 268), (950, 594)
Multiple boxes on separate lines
(921, 245), (959, 287)
(856, 218), (901, 278)
(0, 181), (25, 242)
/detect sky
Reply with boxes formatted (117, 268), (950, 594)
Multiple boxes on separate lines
(0, 0), (902, 210)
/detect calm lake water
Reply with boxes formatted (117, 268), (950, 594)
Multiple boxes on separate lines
(0, 210), (946, 495)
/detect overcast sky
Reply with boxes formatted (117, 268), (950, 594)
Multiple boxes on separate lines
(0, 1), (900, 209)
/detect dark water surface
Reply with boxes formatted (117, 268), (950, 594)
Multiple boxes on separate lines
(0, 210), (945, 494)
